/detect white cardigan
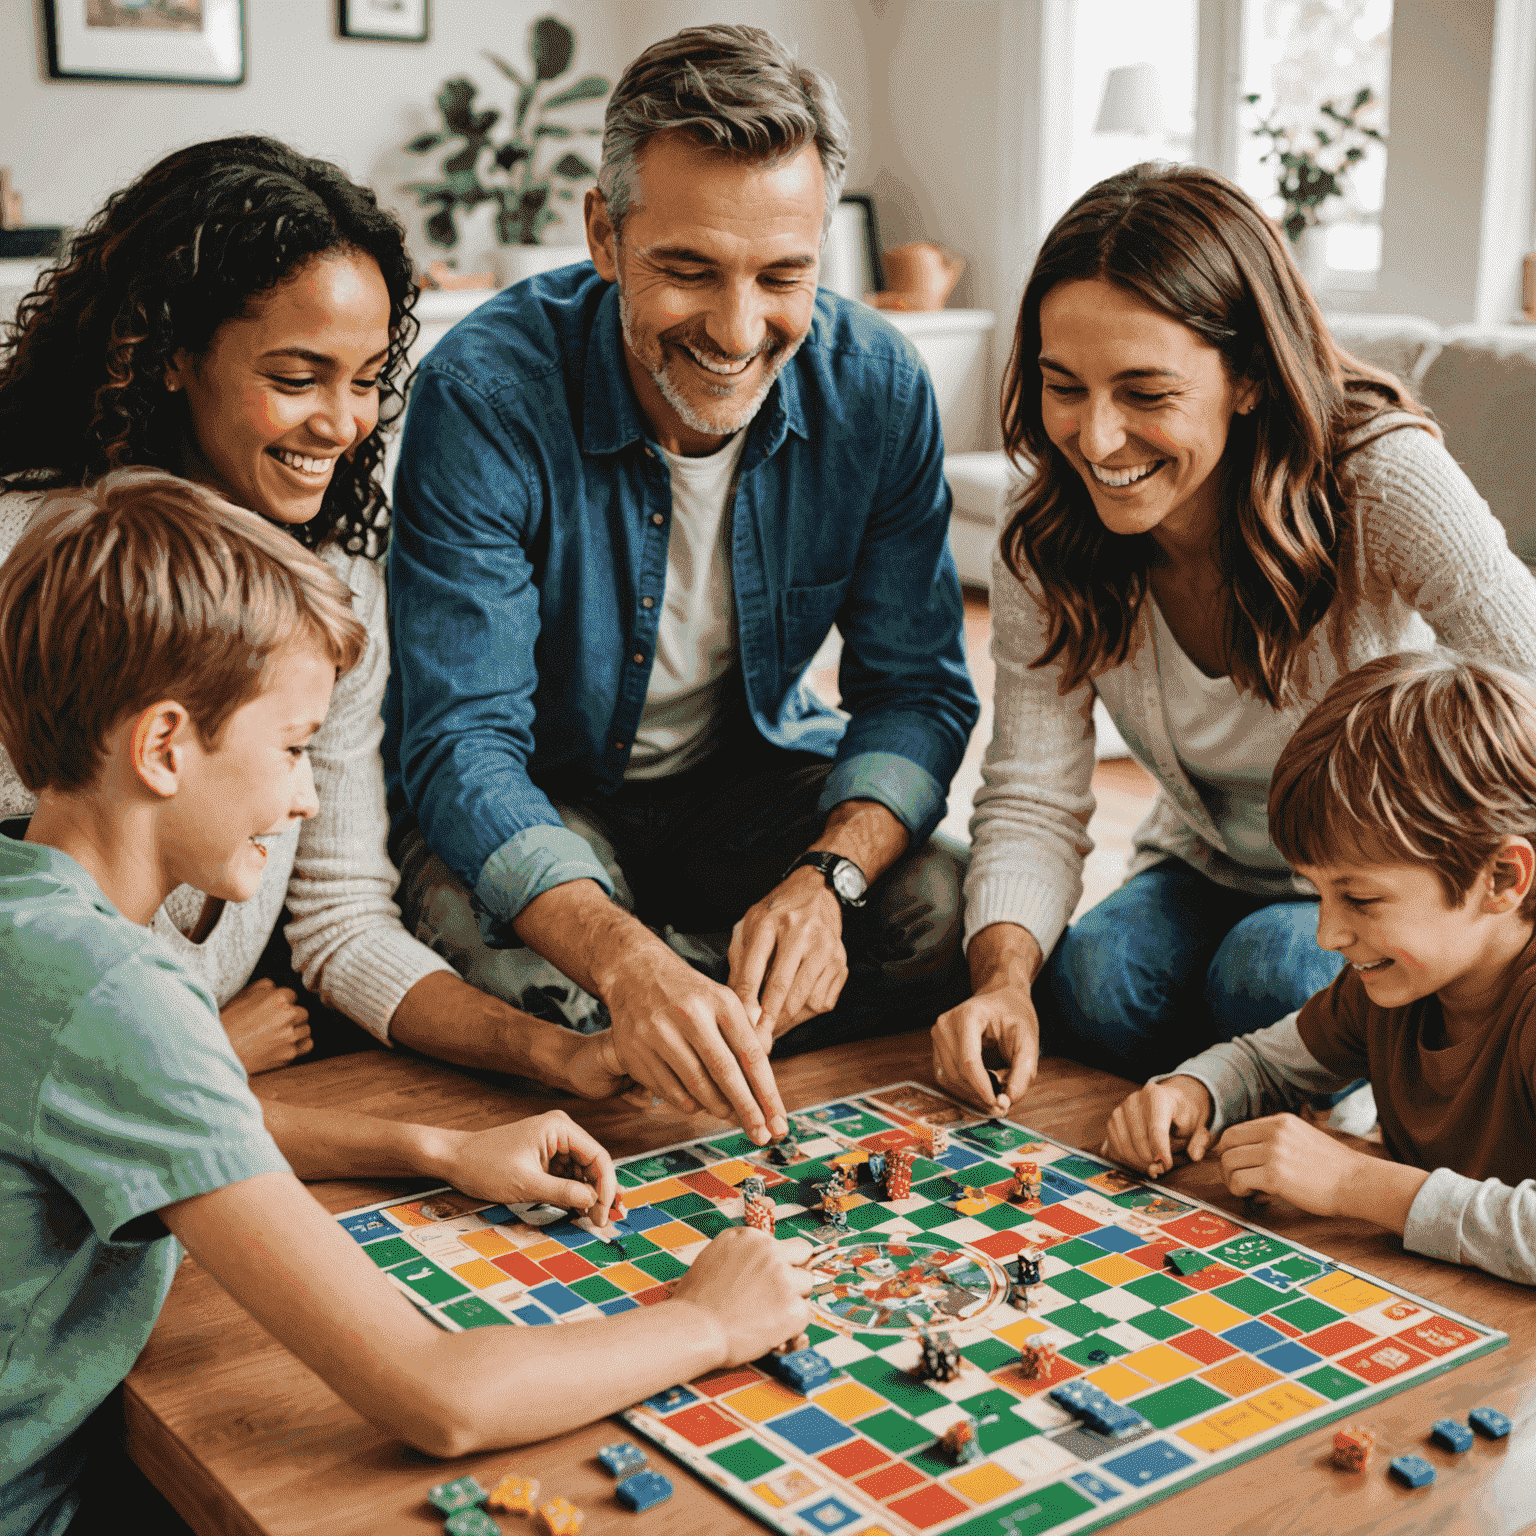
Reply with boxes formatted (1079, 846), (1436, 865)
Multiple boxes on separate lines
(965, 420), (1536, 953)
(0, 489), (453, 1039)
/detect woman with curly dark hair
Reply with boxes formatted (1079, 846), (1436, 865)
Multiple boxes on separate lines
(932, 162), (1536, 1113)
(0, 136), (622, 1098)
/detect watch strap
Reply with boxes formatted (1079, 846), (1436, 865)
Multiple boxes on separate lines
(783, 850), (868, 908)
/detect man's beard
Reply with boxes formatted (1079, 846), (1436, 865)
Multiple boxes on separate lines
(619, 283), (803, 440)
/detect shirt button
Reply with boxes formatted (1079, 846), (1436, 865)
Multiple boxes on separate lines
(652, 512), (665, 526)
(644, 446), (655, 458)
(633, 653), (645, 665)
(613, 741), (626, 751)
(641, 596), (654, 608)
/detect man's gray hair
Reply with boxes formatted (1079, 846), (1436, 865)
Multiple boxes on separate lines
(596, 25), (850, 237)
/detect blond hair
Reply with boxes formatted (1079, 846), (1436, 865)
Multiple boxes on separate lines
(0, 468), (366, 793)
(1270, 651), (1536, 917)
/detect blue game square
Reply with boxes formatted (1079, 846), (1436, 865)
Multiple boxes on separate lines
(622, 1206), (675, 1232)
(1040, 1167), (1090, 1198)
(599, 1297), (640, 1315)
(339, 1210), (400, 1243)
(1221, 1320), (1285, 1352)
(765, 1406), (855, 1456)
(1070, 1471), (1121, 1503)
(540, 1220), (600, 1249)
(641, 1385), (699, 1414)
(1081, 1224), (1145, 1255)
(512, 1304), (554, 1326)
(800, 1495), (862, 1532)
(529, 1280), (586, 1315)
(474, 1205), (515, 1227)
(1257, 1341), (1323, 1375)
(1102, 1439), (1196, 1487)
(936, 1146), (985, 1171)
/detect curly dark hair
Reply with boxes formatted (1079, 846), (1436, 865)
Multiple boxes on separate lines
(0, 135), (417, 556)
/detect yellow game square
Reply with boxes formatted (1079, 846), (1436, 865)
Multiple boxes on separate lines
(752, 1480), (786, 1509)
(521, 1238), (566, 1262)
(460, 1229), (515, 1259)
(1178, 1419), (1232, 1453)
(1249, 1383), (1325, 1424)
(601, 1263), (655, 1294)
(709, 1160), (756, 1187)
(955, 1196), (995, 1216)
(451, 1258), (511, 1290)
(813, 1382), (888, 1422)
(1119, 1345), (1199, 1384)
(628, 1178), (690, 1204)
(725, 1381), (807, 1422)
(1165, 1293), (1250, 1333)
(1080, 1253), (1154, 1287)
(646, 1220), (708, 1251)
(1084, 1364), (1152, 1401)
(1202, 1402), (1274, 1444)
(1200, 1358), (1282, 1398)
(1302, 1272), (1394, 1313)
(830, 1150), (870, 1168)
(948, 1464), (1022, 1504)
(995, 1318), (1049, 1347)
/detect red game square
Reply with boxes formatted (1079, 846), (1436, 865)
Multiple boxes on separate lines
(492, 1252), (548, 1287)
(992, 1353), (1083, 1397)
(694, 1365), (765, 1397)
(1260, 1312), (1303, 1338)
(856, 1461), (927, 1501)
(818, 1439), (891, 1479)
(1127, 1239), (1182, 1270)
(1393, 1317), (1481, 1357)
(664, 1403), (740, 1447)
(972, 1229), (1035, 1260)
(1301, 1321), (1376, 1357)
(633, 1283), (677, 1307)
(1170, 1329), (1239, 1366)
(1337, 1338), (1432, 1384)
(1161, 1212), (1246, 1248)
(1174, 1263), (1246, 1292)
(1031, 1204), (1101, 1237)
(541, 1249), (598, 1283)
(679, 1169), (740, 1201)
(861, 1128), (918, 1153)
(888, 1483), (971, 1529)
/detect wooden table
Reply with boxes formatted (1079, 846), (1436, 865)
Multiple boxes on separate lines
(125, 1034), (1536, 1536)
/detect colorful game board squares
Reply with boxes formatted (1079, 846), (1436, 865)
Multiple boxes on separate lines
(1080, 1252), (1155, 1287)
(1206, 1233), (1291, 1270)
(450, 1258), (512, 1291)
(1256, 1341), (1323, 1375)
(1123, 1271), (1191, 1307)
(766, 1405), (854, 1455)
(1182, 1400), (1274, 1449)
(1043, 1302), (1119, 1338)
(798, 1494), (864, 1532)
(1160, 1211), (1245, 1247)
(1169, 1261), (1246, 1293)
(1199, 1356), (1283, 1397)
(1297, 1364), (1367, 1401)
(361, 1236), (416, 1269)
(660, 1401), (737, 1446)
(857, 1409), (938, 1456)
(519, 1237), (566, 1262)
(1122, 1308), (1195, 1343)
(567, 1274), (626, 1305)
(1102, 1437), (1196, 1487)
(1271, 1295), (1344, 1333)
(1163, 1327), (1236, 1366)
(1393, 1316), (1482, 1356)
(813, 1382), (888, 1422)
(598, 1261), (658, 1294)
(1220, 1319), (1285, 1352)
(1070, 1469), (1122, 1503)
(392, 1258), (468, 1303)
(676, 1169), (740, 1202)
(510, 1303), (553, 1326)
(458, 1227), (515, 1259)
(946, 1461), (1022, 1505)
(1212, 1276), (1292, 1316)
(1335, 1337), (1431, 1383)
(1082, 1362), (1155, 1401)
(539, 1249), (598, 1284)
(1079, 1224), (1146, 1255)
(1129, 1377), (1229, 1430)
(694, 1365), (764, 1397)
(1300, 1319), (1377, 1357)
(1246, 1382), (1325, 1423)
(339, 1210), (400, 1243)
(1165, 1292), (1249, 1334)
(886, 1481), (970, 1529)
(1119, 1344), (1202, 1385)
(707, 1436), (784, 1481)
(1044, 1268), (1110, 1302)
(1256, 1310), (1302, 1338)
(527, 1279), (584, 1314)
(816, 1438), (890, 1478)
(1029, 1203), (1101, 1237)
(856, 1459), (927, 1502)
(642, 1219), (707, 1251)
(1301, 1270), (1394, 1313)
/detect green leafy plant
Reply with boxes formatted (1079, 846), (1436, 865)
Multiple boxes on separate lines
(1245, 87), (1386, 242)
(403, 14), (609, 249)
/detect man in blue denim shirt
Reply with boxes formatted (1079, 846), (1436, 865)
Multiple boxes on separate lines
(386, 26), (978, 1137)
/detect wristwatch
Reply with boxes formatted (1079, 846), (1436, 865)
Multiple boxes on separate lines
(784, 851), (868, 908)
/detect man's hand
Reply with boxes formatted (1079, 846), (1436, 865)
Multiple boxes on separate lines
(221, 978), (312, 1076)
(1104, 1076), (1214, 1178)
(670, 1230), (816, 1367)
(930, 923), (1043, 1113)
(728, 867), (848, 1039)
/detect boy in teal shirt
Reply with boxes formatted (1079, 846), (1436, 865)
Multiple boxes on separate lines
(0, 471), (815, 1536)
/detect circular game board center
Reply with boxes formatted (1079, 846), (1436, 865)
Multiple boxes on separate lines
(807, 1238), (1009, 1334)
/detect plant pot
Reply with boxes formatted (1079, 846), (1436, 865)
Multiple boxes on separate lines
(1292, 224), (1329, 293)
(498, 243), (594, 287)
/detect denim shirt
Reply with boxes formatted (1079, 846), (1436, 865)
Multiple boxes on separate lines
(384, 264), (978, 925)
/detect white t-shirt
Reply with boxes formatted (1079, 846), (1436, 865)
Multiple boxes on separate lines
(625, 432), (748, 780)
(1152, 600), (1296, 871)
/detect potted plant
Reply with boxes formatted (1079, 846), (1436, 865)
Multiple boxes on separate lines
(1245, 87), (1385, 285)
(404, 14), (609, 285)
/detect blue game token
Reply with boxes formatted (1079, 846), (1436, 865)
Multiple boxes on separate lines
(598, 1440), (647, 1476)
(772, 1346), (834, 1394)
(1389, 1453), (1436, 1488)
(1470, 1406), (1512, 1439)
(1430, 1418), (1473, 1454)
(616, 1470), (673, 1511)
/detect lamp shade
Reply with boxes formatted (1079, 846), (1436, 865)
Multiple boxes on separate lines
(1094, 63), (1166, 136)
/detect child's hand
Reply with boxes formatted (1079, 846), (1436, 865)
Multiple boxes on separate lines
(671, 1228), (815, 1367)
(1104, 1075), (1214, 1178)
(1210, 1113), (1371, 1216)
(221, 978), (312, 1076)
(444, 1110), (623, 1227)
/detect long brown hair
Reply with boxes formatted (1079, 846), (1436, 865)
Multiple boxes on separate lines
(1000, 162), (1431, 706)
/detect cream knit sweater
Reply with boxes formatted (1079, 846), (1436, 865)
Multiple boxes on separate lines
(965, 420), (1536, 954)
(0, 489), (454, 1039)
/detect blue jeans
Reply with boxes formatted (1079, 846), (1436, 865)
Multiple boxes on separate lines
(1036, 859), (1344, 1082)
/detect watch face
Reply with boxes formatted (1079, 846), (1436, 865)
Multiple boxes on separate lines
(831, 859), (867, 901)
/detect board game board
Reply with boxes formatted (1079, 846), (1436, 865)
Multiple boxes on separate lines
(334, 1083), (1505, 1536)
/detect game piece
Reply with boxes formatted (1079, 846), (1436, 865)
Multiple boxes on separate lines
(1007, 1250), (1042, 1311)
(597, 1441), (647, 1477)
(1430, 1418), (1474, 1453)
(1389, 1454), (1436, 1489)
(915, 1122), (950, 1158)
(740, 1174), (767, 1201)
(539, 1495), (584, 1534)
(1050, 1379), (1148, 1438)
(1018, 1339), (1057, 1381)
(615, 1470), (673, 1512)
(939, 1416), (981, 1466)
(911, 1328), (963, 1383)
(1331, 1424), (1374, 1471)
(743, 1191), (776, 1235)
(446, 1512), (500, 1536)
(429, 1476), (487, 1515)
(1009, 1161), (1041, 1203)
(866, 1151), (886, 1185)
(1086, 1348), (1111, 1364)
(1165, 1247), (1214, 1276)
(883, 1147), (914, 1200)
(772, 1346), (833, 1394)
(486, 1474), (539, 1513)
(1470, 1406), (1512, 1438)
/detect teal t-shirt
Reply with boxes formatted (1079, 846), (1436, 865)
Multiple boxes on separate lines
(0, 836), (290, 1536)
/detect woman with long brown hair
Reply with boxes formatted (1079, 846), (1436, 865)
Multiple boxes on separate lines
(932, 162), (1536, 1111)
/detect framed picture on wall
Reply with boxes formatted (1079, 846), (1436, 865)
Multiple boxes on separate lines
(338, 0), (429, 43)
(821, 193), (884, 305)
(44, 0), (246, 86)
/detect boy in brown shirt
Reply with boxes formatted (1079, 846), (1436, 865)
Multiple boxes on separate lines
(1105, 651), (1536, 1285)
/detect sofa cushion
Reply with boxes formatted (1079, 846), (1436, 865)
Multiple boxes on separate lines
(1324, 311), (1443, 391)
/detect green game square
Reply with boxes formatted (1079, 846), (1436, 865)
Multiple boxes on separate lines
(857, 1408), (937, 1455)
(1051, 1155), (1112, 1181)
(685, 1210), (736, 1239)
(1060, 1333), (1127, 1367)
(805, 1110), (891, 1138)
(960, 1390), (1039, 1452)
(1045, 1268), (1110, 1301)
(1272, 1254), (1330, 1283)
(960, 1337), (1020, 1373)
(599, 1233), (660, 1264)
(1208, 1234), (1292, 1270)
(843, 1357), (949, 1416)
(1044, 1302), (1116, 1338)
(1124, 1272), (1191, 1307)
(974, 1202), (1035, 1232)
(616, 1166), (650, 1188)
(393, 1258), (469, 1304)
(904, 1201), (962, 1231)
(955, 1159), (1017, 1188)
(780, 1210), (828, 1237)
(912, 1175), (956, 1202)
(362, 1237), (418, 1270)
(1273, 1296), (1345, 1333)
(845, 1201), (897, 1231)
(708, 1132), (761, 1158)
(908, 1157), (947, 1184)
(1130, 1378), (1229, 1428)
(1213, 1276), (1291, 1316)
(570, 1274), (626, 1304)
(948, 1483), (1096, 1536)
(656, 1191), (715, 1219)
(634, 1251), (688, 1283)
(1127, 1308), (1193, 1342)
(1300, 1365), (1366, 1401)
(958, 1121), (1037, 1154)
(708, 1438), (785, 1481)
(807, 1323), (838, 1345)
(1039, 1237), (1107, 1267)
(441, 1295), (513, 1330)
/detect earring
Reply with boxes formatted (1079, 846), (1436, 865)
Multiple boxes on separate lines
(166, 379), (180, 393)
